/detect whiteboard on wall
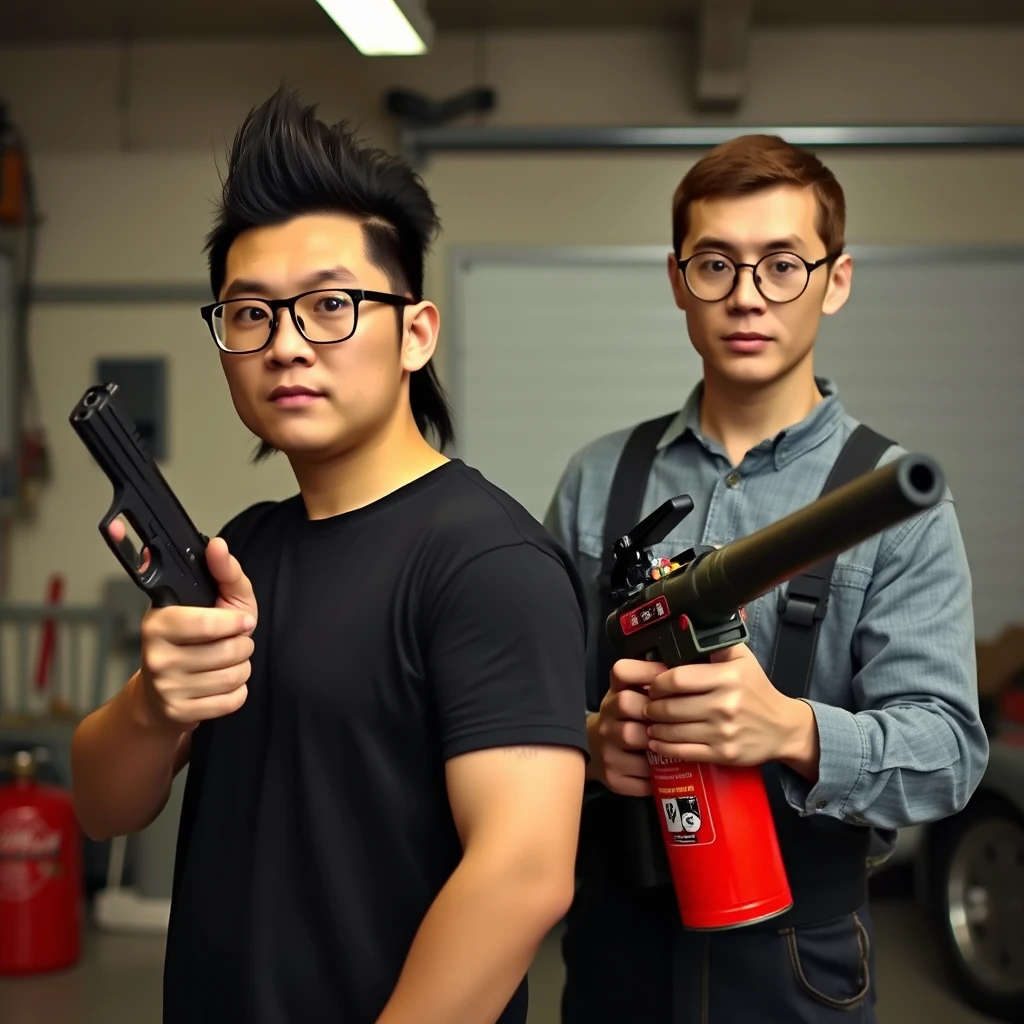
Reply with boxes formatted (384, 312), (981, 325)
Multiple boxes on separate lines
(449, 248), (705, 518)
(449, 244), (1024, 639)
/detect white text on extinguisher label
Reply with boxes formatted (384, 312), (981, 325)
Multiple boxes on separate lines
(0, 807), (63, 903)
(619, 596), (670, 636)
(648, 755), (716, 846)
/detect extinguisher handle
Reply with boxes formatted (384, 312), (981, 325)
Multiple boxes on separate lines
(607, 452), (944, 659)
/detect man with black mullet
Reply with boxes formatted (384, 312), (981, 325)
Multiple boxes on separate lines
(70, 87), (589, 1024)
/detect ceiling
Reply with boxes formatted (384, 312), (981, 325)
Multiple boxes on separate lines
(5, 0), (1024, 43)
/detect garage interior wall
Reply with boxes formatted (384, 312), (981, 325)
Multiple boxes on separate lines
(1, 26), (1023, 615)
(450, 245), (1024, 642)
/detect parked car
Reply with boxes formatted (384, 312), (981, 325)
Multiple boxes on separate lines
(875, 718), (1024, 1023)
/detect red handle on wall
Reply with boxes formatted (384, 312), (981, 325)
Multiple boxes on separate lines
(34, 574), (64, 692)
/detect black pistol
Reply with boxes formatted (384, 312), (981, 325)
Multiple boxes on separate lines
(69, 382), (219, 608)
(606, 452), (946, 664)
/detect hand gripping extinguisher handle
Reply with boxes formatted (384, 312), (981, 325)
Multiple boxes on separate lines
(604, 453), (946, 931)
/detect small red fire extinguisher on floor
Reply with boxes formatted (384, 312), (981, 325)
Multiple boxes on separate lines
(0, 748), (83, 975)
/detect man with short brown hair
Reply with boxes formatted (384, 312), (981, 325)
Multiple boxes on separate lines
(546, 134), (988, 1023)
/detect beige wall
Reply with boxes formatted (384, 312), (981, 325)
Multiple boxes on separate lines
(3, 26), (1024, 614)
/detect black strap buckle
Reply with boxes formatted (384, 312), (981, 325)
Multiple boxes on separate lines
(778, 573), (830, 627)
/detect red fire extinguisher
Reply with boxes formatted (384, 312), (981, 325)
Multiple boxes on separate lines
(605, 501), (795, 932)
(607, 449), (945, 930)
(0, 748), (83, 975)
(647, 750), (792, 929)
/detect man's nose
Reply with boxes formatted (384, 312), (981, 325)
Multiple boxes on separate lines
(728, 265), (767, 311)
(266, 308), (316, 364)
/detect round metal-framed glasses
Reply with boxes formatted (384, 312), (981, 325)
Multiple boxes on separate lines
(199, 288), (411, 354)
(677, 251), (833, 304)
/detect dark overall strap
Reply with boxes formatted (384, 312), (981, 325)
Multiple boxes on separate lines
(591, 412), (678, 711)
(580, 412), (677, 892)
(768, 424), (894, 699)
(759, 422), (896, 930)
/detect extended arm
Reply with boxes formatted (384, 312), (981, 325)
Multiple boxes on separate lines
(71, 670), (191, 840)
(72, 523), (258, 840)
(376, 744), (584, 1024)
(375, 539), (589, 1024)
(781, 498), (991, 829)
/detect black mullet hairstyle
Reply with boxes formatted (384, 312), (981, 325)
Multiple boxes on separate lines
(203, 84), (455, 460)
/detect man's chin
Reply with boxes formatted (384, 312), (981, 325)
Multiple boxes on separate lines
(261, 427), (364, 464)
(707, 355), (785, 386)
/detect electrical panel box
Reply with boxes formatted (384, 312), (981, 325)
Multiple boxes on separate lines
(94, 357), (168, 460)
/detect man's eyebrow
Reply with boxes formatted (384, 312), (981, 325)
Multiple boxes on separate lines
(688, 236), (807, 255)
(221, 265), (360, 300)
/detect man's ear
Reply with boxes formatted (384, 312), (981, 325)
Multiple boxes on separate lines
(667, 252), (689, 312)
(400, 301), (440, 373)
(822, 253), (853, 317)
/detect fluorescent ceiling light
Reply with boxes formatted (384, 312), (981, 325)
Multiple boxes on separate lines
(315, 0), (434, 56)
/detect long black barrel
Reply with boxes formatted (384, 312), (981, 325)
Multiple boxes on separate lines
(668, 453), (944, 625)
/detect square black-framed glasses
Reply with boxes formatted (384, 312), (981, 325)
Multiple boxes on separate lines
(199, 288), (412, 354)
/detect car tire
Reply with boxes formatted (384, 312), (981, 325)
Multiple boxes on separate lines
(927, 793), (1024, 1023)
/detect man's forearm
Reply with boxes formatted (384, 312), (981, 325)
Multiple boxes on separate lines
(71, 670), (190, 841)
(375, 849), (573, 1024)
(779, 700), (988, 830)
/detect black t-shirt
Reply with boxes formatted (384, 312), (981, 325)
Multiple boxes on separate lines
(162, 460), (589, 1024)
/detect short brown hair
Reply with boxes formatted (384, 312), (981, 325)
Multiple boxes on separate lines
(671, 134), (846, 258)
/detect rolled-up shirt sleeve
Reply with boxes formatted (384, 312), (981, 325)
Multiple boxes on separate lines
(781, 497), (990, 830)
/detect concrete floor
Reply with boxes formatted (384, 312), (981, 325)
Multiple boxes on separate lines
(0, 895), (1002, 1024)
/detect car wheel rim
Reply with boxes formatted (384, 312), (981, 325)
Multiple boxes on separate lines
(946, 815), (1024, 996)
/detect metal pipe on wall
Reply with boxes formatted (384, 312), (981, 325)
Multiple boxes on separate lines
(22, 122), (1024, 306)
(399, 123), (1024, 165)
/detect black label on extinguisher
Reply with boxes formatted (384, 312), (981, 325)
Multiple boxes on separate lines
(662, 796), (703, 843)
(650, 757), (716, 846)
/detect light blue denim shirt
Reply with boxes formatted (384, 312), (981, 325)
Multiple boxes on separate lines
(544, 378), (990, 831)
